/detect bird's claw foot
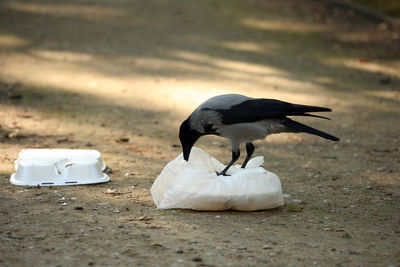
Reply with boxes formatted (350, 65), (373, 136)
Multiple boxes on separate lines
(216, 171), (230, 176)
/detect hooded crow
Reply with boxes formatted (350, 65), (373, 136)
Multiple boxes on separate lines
(179, 94), (339, 176)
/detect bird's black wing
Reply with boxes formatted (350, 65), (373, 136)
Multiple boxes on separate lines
(209, 99), (332, 124)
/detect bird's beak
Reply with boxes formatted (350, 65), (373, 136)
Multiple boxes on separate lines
(179, 119), (201, 161)
(182, 142), (192, 161)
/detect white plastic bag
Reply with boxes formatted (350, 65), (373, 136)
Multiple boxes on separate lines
(150, 147), (283, 211)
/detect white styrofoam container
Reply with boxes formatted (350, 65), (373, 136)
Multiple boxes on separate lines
(10, 149), (110, 186)
(14, 149), (107, 171)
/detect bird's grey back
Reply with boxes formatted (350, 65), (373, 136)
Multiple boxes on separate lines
(188, 94), (252, 133)
(199, 94), (252, 110)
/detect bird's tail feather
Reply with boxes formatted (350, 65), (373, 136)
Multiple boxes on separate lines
(293, 113), (331, 120)
(282, 120), (339, 141)
(291, 104), (331, 114)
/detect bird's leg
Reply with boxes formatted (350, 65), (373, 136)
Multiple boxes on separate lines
(216, 150), (240, 176)
(241, 142), (255, 169)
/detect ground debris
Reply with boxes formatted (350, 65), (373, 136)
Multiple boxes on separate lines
(116, 137), (130, 143)
(6, 129), (20, 139)
(8, 93), (23, 100)
(192, 256), (202, 262)
(138, 216), (153, 221)
(102, 188), (128, 196)
(56, 137), (70, 143)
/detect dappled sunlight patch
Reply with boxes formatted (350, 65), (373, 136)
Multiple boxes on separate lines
(364, 90), (400, 103)
(30, 49), (93, 63)
(0, 34), (29, 48)
(323, 58), (400, 79)
(241, 18), (326, 33)
(312, 76), (339, 86)
(1, 47), (337, 116)
(8, 2), (127, 19)
(171, 50), (285, 76)
(0, 52), (229, 114)
(165, 87), (229, 111)
(219, 41), (278, 53)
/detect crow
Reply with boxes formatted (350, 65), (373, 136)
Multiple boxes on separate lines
(179, 94), (339, 176)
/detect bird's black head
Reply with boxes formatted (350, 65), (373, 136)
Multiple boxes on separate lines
(179, 119), (202, 161)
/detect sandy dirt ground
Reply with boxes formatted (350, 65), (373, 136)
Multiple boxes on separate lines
(0, 0), (399, 266)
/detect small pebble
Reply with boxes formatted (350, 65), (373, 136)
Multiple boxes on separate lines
(283, 194), (292, 199)
(293, 199), (302, 203)
(138, 216), (153, 221)
(192, 257), (202, 262)
(61, 202), (67, 206)
(119, 137), (129, 142)
(104, 189), (117, 194)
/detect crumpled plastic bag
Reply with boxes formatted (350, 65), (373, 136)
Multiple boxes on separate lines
(150, 147), (283, 211)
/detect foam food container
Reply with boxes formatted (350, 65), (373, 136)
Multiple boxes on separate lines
(10, 149), (110, 186)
